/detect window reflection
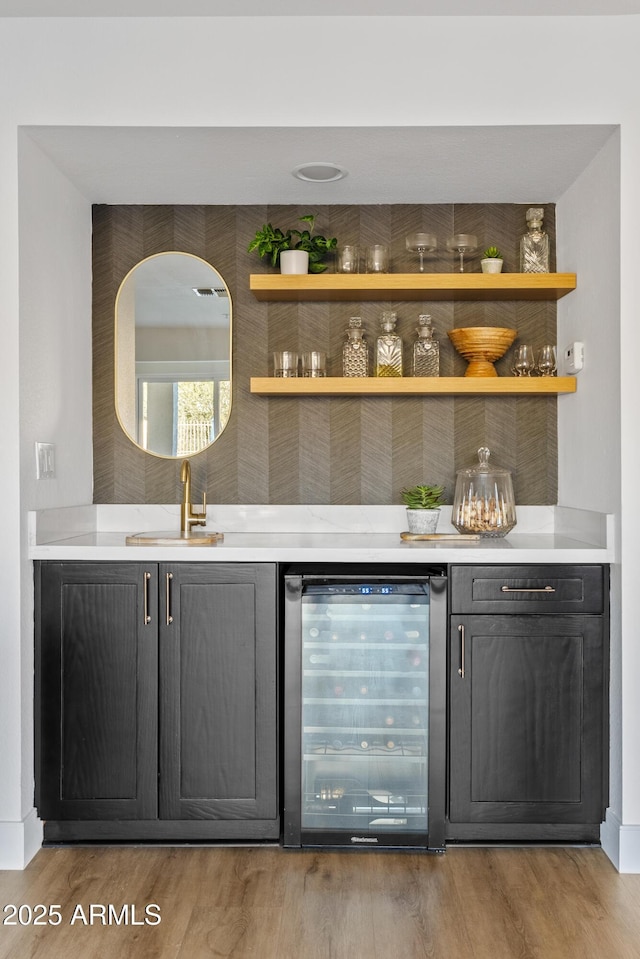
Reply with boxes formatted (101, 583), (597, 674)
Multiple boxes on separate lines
(139, 377), (230, 457)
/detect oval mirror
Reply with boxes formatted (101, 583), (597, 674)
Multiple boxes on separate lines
(115, 252), (232, 459)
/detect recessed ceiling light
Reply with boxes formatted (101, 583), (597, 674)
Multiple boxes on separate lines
(292, 162), (347, 183)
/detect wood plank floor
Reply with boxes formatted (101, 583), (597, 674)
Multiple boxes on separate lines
(1, 845), (640, 959)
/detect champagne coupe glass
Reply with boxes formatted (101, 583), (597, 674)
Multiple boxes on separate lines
(446, 234), (478, 273)
(512, 344), (536, 376)
(537, 344), (557, 376)
(405, 232), (437, 273)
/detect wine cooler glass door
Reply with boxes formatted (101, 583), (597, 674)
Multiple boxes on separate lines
(298, 582), (432, 847)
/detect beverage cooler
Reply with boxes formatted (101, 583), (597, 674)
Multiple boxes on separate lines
(283, 567), (447, 852)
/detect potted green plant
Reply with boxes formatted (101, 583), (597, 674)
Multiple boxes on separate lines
(248, 214), (337, 274)
(401, 483), (445, 534)
(480, 246), (504, 274)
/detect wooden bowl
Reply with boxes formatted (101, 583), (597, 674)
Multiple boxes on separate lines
(447, 326), (517, 377)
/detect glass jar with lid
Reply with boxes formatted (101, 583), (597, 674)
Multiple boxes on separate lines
(452, 447), (517, 537)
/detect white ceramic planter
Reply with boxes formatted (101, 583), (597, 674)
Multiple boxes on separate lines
(280, 250), (309, 274)
(480, 258), (504, 274)
(406, 508), (440, 534)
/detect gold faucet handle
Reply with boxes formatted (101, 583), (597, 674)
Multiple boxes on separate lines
(194, 491), (207, 526)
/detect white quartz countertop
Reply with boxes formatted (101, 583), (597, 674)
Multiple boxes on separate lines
(28, 505), (614, 564)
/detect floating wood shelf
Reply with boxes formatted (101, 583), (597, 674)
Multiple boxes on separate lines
(250, 376), (577, 396)
(249, 272), (577, 302)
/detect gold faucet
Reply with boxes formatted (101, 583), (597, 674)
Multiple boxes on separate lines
(180, 459), (207, 533)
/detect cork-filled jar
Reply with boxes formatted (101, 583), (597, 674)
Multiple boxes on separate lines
(452, 447), (517, 538)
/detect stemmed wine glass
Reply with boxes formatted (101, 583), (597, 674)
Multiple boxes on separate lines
(511, 344), (536, 376)
(446, 234), (478, 273)
(405, 232), (437, 273)
(537, 345), (557, 376)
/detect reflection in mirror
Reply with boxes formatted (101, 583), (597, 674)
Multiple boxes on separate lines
(115, 252), (231, 458)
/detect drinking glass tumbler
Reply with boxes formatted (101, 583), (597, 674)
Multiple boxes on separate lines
(336, 245), (359, 273)
(273, 351), (299, 377)
(366, 244), (389, 273)
(301, 351), (327, 377)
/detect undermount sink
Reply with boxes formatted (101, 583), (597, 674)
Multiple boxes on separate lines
(125, 530), (224, 546)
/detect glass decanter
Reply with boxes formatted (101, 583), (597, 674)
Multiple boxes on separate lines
(376, 311), (403, 377)
(520, 207), (549, 273)
(412, 314), (440, 377)
(342, 316), (369, 377)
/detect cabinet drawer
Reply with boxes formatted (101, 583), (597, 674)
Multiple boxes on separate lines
(450, 564), (605, 614)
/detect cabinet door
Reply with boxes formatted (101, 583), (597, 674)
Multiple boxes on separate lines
(35, 562), (158, 821)
(158, 563), (277, 822)
(449, 614), (606, 825)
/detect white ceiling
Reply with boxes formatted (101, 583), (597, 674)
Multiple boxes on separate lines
(8, 3), (625, 207)
(1, 1), (639, 15)
(132, 253), (229, 329)
(24, 125), (617, 206)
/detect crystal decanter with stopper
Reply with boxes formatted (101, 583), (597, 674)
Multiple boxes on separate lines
(342, 316), (369, 377)
(376, 311), (403, 377)
(412, 314), (440, 376)
(520, 207), (549, 273)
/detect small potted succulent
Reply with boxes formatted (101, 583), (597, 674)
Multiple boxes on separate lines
(248, 214), (337, 274)
(401, 483), (446, 534)
(480, 246), (504, 274)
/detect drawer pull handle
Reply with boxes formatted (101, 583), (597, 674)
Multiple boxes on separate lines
(500, 585), (556, 593)
(458, 624), (465, 678)
(166, 572), (174, 625)
(143, 571), (151, 625)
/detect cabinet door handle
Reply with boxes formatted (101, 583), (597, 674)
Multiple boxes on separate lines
(165, 572), (174, 625)
(458, 624), (465, 678)
(500, 585), (556, 593)
(143, 571), (152, 625)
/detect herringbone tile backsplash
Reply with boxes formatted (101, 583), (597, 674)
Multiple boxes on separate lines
(93, 203), (557, 506)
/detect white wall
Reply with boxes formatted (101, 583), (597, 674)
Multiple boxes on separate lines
(18, 133), (94, 515)
(557, 133), (621, 513)
(9, 129), (94, 867)
(0, 121), (24, 865)
(1, 13), (639, 868)
(556, 133), (623, 841)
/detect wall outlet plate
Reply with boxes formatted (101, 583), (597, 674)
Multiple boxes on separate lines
(564, 341), (584, 374)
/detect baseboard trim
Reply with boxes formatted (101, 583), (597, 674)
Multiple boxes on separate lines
(0, 808), (43, 869)
(43, 817), (281, 843)
(601, 809), (640, 873)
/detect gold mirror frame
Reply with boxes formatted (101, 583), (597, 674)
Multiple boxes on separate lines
(115, 252), (232, 459)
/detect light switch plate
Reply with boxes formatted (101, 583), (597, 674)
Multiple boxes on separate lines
(35, 442), (56, 480)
